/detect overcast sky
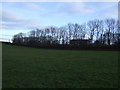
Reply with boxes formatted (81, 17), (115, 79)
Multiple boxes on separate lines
(0, 2), (118, 42)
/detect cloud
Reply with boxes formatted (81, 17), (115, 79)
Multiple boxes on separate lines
(96, 3), (118, 19)
(1, 22), (24, 29)
(104, 4), (118, 18)
(0, 9), (28, 29)
(104, 9), (118, 19)
(45, 2), (94, 17)
(0, 9), (43, 30)
(0, 2), (118, 31)
(23, 3), (44, 10)
(40, 2), (117, 22)
(27, 25), (46, 30)
(70, 3), (94, 14)
(0, 9), (28, 23)
(1, 0), (119, 2)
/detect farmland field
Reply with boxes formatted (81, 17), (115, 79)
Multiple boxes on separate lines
(2, 43), (118, 88)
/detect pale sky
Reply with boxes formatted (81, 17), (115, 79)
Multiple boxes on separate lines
(0, 2), (118, 42)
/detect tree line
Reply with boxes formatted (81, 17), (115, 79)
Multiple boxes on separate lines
(12, 18), (120, 47)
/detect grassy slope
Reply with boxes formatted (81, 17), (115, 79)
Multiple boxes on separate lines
(2, 44), (118, 88)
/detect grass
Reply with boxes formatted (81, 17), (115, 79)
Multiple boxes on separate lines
(2, 43), (118, 88)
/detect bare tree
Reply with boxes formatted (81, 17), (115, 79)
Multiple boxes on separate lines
(87, 20), (96, 43)
(68, 23), (74, 41)
(115, 20), (120, 44)
(98, 20), (104, 44)
(36, 29), (41, 38)
(59, 27), (65, 44)
(94, 20), (100, 40)
(12, 18), (119, 46)
(78, 24), (86, 39)
(73, 23), (79, 39)
(105, 18), (116, 45)
(12, 32), (25, 44)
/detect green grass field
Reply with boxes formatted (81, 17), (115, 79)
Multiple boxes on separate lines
(2, 43), (118, 88)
